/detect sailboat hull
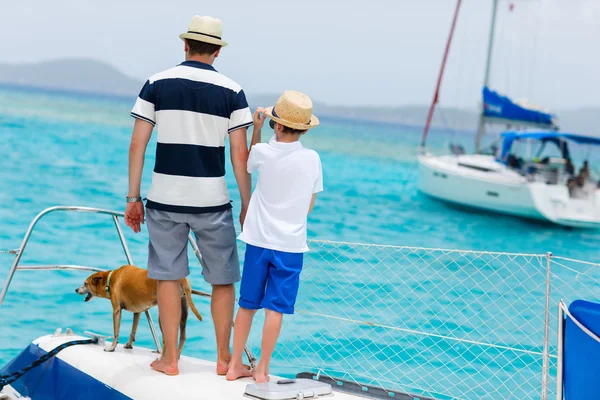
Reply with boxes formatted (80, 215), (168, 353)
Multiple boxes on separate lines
(417, 154), (600, 228)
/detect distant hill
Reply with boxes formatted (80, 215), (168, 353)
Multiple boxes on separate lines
(249, 94), (600, 134)
(248, 94), (478, 131)
(0, 58), (142, 96)
(0, 58), (598, 133)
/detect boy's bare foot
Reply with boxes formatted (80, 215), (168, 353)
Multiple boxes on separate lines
(225, 365), (253, 381)
(217, 358), (251, 376)
(151, 358), (179, 376)
(252, 368), (270, 383)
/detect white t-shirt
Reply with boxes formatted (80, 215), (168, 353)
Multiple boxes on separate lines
(238, 135), (323, 253)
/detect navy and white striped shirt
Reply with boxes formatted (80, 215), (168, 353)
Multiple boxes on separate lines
(131, 60), (253, 213)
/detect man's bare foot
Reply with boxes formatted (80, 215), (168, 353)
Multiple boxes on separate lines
(225, 365), (253, 381)
(150, 356), (163, 370)
(216, 359), (230, 376)
(253, 369), (270, 383)
(151, 358), (179, 376)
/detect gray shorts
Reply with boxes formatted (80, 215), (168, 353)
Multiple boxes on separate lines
(145, 208), (240, 284)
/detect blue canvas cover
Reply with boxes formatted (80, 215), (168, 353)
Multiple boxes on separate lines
(564, 299), (600, 400)
(482, 87), (557, 129)
(0, 342), (131, 400)
(496, 131), (600, 164)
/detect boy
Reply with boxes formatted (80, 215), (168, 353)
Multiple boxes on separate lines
(225, 91), (323, 383)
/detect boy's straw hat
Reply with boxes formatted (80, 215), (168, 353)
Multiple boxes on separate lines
(179, 16), (228, 47)
(264, 91), (320, 131)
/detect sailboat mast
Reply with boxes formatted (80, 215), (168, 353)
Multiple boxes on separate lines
(420, 0), (462, 150)
(475, 0), (499, 153)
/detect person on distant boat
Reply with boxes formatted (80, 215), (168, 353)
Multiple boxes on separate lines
(579, 160), (590, 182)
(507, 154), (523, 170)
(124, 15), (253, 376)
(225, 91), (322, 383)
(565, 158), (575, 176)
(567, 173), (586, 198)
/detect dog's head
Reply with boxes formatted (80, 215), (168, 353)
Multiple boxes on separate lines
(75, 271), (109, 302)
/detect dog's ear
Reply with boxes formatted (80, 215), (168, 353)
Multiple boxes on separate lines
(91, 276), (102, 285)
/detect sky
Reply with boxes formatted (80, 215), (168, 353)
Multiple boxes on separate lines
(1, 0), (599, 110)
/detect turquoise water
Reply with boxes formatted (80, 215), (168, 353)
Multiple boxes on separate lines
(1, 85), (599, 398)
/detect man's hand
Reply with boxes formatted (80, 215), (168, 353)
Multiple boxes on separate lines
(125, 201), (145, 233)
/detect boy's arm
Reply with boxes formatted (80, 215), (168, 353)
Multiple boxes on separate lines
(249, 108), (267, 153)
(308, 193), (317, 214)
(230, 128), (251, 228)
(309, 155), (323, 215)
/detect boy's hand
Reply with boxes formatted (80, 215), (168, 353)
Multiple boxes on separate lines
(240, 204), (248, 230)
(253, 108), (267, 131)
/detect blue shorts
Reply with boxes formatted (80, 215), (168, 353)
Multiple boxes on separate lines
(239, 244), (304, 315)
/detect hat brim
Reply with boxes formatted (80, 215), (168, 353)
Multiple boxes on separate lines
(179, 32), (228, 47)
(263, 106), (320, 130)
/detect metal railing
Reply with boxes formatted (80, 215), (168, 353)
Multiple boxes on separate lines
(547, 256), (600, 400)
(0, 206), (162, 351)
(0, 206), (255, 366)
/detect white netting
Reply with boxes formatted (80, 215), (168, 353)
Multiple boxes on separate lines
(245, 240), (557, 399)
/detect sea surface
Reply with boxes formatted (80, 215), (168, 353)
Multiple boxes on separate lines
(1, 85), (599, 399)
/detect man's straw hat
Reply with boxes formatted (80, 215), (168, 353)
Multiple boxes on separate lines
(264, 91), (320, 131)
(179, 16), (228, 47)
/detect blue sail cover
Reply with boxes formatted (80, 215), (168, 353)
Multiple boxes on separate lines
(483, 87), (558, 129)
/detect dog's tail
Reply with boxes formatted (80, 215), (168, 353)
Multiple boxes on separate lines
(182, 279), (203, 322)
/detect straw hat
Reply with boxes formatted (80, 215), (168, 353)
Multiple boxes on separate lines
(179, 15), (228, 47)
(264, 91), (320, 131)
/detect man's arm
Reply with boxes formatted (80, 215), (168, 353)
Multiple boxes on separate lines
(128, 119), (153, 197)
(230, 128), (251, 228)
(125, 118), (153, 233)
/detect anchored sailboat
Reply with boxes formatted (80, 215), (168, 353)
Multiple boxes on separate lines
(417, 0), (600, 228)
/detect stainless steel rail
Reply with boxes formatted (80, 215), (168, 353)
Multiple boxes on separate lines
(0, 206), (161, 352)
(0, 205), (256, 367)
(15, 265), (106, 272)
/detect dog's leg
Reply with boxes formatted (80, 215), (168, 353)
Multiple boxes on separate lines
(177, 295), (188, 359)
(124, 312), (141, 349)
(105, 307), (122, 352)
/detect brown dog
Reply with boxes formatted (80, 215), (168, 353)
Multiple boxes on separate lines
(75, 265), (202, 355)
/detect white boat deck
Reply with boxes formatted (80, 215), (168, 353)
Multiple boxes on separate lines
(34, 334), (362, 400)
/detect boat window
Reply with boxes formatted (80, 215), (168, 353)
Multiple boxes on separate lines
(457, 163), (493, 173)
(533, 140), (563, 162)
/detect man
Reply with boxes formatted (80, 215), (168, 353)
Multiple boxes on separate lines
(124, 15), (252, 376)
